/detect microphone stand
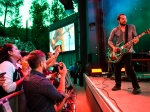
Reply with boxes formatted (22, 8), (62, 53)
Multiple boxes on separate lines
(68, 32), (71, 51)
(64, 26), (71, 51)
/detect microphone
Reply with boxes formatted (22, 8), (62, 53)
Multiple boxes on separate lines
(60, 45), (63, 52)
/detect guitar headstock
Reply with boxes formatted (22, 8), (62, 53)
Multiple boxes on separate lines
(145, 29), (150, 34)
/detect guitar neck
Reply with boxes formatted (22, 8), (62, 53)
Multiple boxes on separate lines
(123, 32), (146, 48)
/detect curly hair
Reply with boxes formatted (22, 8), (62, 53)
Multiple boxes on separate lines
(0, 43), (13, 63)
(117, 14), (125, 21)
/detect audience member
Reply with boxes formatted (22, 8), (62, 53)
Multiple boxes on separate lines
(20, 51), (29, 61)
(20, 51), (30, 72)
(47, 52), (53, 59)
(0, 43), (27, 98)
(46, 47), (60, 70)
(72, 62), (78, 84)
(47, 52), (55, 72)
(69, 63), (73, 77)
(23, 50), (68, 112)
(44, 48), (60, 81)
(76, 61), (83, 87)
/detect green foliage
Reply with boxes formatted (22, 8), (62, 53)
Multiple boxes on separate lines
(9, 1), (23, 28)
(50, 0), (66, 24)
(30, 1), (49, 27)
(29, 0), (50, 53)
(0, 23), (6, 37)
(5, 27), (26, 40)
(0, 0), (24, 27)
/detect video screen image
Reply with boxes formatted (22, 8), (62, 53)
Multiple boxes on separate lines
(49, 23), (75, 52)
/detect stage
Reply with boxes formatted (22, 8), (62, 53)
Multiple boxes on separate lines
(84, 73), (150, 112)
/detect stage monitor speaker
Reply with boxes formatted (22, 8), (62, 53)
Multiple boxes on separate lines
(88, 54), (92, 63)
(88, 53), (98, 63)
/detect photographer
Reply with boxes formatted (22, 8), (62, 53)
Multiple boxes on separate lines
(23, 50), (68, 112)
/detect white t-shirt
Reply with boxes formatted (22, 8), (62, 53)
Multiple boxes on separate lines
(0, 61), (17, 93)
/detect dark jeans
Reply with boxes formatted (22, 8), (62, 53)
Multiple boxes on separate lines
(73, 72), (77, 84)
(79, 72), (83, 86)
(114, 53), (140, 89)
(70, 71), (73, 77)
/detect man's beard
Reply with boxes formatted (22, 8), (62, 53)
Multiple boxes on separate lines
(42, 66), (46, 73)
(120, 23), (126, 26)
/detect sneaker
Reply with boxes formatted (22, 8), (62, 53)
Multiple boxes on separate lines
(132, 88), (141, 94)
(112, 86), (121, 91)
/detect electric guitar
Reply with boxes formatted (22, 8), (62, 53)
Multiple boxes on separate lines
(107, 29), (150, 63)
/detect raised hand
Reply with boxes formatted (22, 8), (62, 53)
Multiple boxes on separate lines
(58, 62), (67, 78)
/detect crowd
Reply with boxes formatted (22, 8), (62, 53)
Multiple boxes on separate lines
(0, 43), (75, 112)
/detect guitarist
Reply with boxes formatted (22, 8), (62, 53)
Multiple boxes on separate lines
(108, 14), (141, 94)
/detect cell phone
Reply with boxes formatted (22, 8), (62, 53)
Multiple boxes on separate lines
(0, 72), (6, 77)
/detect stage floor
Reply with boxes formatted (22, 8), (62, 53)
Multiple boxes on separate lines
(87, 75), (150, 112)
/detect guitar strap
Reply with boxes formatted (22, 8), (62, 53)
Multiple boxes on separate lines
(125, 25), (128, 44)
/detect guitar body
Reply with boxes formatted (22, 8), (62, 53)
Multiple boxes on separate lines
(107, 41), (129, 63)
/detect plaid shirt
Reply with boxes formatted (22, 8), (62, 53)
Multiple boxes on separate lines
(108, 24), (137, 52)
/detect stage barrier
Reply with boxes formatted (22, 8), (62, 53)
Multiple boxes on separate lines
(0, 90), (29, 112)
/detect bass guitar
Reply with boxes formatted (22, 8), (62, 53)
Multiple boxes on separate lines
(107, 29), (150, 63)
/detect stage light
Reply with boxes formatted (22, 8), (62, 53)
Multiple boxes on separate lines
(92, 69), (102, 73)
(91, 69), (102, 76)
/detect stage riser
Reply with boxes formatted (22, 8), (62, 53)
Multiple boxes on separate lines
(84, 74), (120, 112)
(85, 84), (103, 112)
